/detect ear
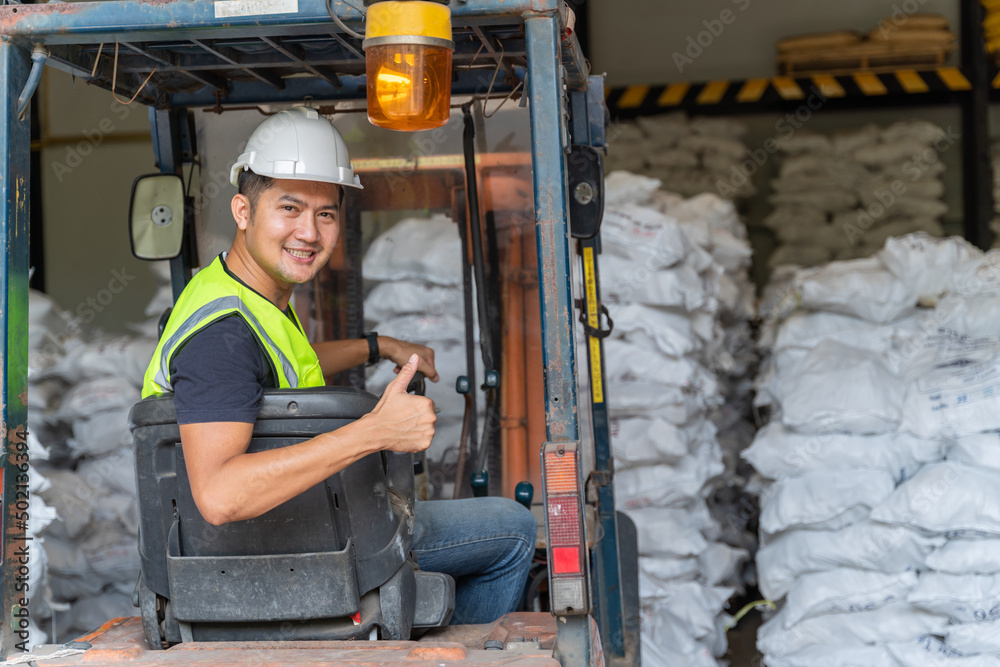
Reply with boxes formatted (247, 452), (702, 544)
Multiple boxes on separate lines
(232, 194), (251, 231)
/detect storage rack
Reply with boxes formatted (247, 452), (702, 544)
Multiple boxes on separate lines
(602, 0), (995, 250)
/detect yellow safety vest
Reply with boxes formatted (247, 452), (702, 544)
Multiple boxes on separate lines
(142, 255), (325, 398)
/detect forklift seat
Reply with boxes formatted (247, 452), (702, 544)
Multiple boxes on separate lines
(128, 386), (454, 649)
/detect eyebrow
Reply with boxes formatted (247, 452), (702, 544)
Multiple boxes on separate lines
(277, 194), (339, 211)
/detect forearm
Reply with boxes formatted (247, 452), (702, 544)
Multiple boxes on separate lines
(312, 338), (372, 377)
(182, 418), (380, 525)
(312, 337), (439, 382)
(312, 336), (402, 377)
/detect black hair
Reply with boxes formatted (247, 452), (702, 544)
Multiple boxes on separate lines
(237, 168), (347, 216)
(237, 169), (275, 215)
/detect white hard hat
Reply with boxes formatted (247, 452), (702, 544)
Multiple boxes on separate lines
(229, 107), (363, 189)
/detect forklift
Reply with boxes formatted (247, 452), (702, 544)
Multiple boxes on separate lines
(0, 1), (639, 665)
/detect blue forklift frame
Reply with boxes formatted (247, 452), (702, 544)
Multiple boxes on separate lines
(0, 2), (632, 664)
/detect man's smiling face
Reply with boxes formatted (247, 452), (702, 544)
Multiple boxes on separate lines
(237, 178), (342, 292)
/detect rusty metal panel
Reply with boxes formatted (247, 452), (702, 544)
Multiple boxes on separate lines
(0, 39), (32, 661)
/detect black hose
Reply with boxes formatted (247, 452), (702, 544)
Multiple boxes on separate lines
(461, 103), (502, 490)
(454, 187), (478, 498)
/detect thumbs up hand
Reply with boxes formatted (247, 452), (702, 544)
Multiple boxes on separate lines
(368, 354), (437, 453)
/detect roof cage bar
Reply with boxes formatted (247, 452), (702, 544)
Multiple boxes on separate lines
(471, 25), (503, 66)
(260, 36), (341, 88)
(189, 39), (284, 90)
(107, 48), (360, 77)
(0, 1), (553, 44)
(120, 41), (224, 90)
(328, 31), (364, 60)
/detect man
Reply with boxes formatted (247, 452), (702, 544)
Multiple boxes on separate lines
(141, 106), (536, 625)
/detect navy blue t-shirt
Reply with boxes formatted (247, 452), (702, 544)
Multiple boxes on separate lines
(171, 315), (276, 424)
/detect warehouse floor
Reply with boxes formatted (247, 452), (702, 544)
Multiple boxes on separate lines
(724, 590), (764, 666)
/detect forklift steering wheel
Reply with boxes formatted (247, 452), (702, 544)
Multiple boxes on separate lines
(406, 371), (426, 397)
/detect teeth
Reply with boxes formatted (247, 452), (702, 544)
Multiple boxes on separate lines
(286, 249), (313, 259)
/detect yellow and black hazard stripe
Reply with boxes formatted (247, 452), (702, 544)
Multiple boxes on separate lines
(605, 68), (972, 116)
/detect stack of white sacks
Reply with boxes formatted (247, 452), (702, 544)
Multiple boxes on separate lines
(362, 214), (479, 499)
(750, 232), (1000, 666)
(765, 121), (949, 270)
(27, 286), (158, 644)
(600, 171), (756, 666)
(606, 113), (756, 201)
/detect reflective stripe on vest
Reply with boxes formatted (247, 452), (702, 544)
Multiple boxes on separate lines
(141, 256), (324, 397)
(151, 295), (300, 391)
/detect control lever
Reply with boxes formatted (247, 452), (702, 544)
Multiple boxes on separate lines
(514, 481), (534, 509)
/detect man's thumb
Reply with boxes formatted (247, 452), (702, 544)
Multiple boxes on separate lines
(389, 353), (419, 391)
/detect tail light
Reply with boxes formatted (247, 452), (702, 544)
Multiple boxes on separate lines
(542, 441), (590, 615)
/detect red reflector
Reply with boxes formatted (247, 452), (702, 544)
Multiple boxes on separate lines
(547, 496), (581, 545)
(552, 546), (581, 574)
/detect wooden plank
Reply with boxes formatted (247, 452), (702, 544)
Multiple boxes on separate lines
(778, 41), (953, 76)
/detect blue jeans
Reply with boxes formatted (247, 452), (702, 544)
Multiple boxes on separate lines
(411, 497), (537, 625)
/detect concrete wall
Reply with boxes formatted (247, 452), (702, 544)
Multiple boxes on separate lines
(39, 69), (160, 334)
(590, 0), (961, 86)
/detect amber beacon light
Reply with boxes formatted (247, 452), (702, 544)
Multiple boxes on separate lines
(363, 1), (454, 131)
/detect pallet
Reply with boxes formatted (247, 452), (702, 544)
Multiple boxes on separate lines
(778, 42), (953, 76)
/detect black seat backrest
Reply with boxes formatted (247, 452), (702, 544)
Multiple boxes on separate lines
(130, 387), (413, 605)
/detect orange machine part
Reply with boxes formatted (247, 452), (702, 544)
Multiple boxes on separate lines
(500, 224), (528, 499)
(522, 227), (545, 493)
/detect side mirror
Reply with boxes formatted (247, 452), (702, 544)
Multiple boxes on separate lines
(129, 173), (185, 261)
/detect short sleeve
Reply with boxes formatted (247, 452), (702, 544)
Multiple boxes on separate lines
(170, 316), (274, 424)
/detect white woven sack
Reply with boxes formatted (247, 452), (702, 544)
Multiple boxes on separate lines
(626, 506), (708, 558)
(607, 380), (710, 423)
(774, 310), (917, 356)
(782, 568), (918, 628)
(743, 422), (941, 483)
(763, 644), (898, 667)
(773, 341), (904, 434)
(638, 582), (733, 639)
(640, 606), (719, 667)
(879, 233), (982, 301)
(757, 601), (948, 659)
(364, 280), (464, 322)
(603, 338), (719, 396)
(58, 376), (140, 421)
(889, 635), (1000, 667)
(795, 256), (916, 323)
(947, 433), (1000, 472)
(871, 462), (1000, 535)
(615, 442), (723, 510)
(608, 303), (705, 357)
(638, 554), (700, 584)
(604, 170), (662, 207)
(362, 215), (461, 286)
(756, 520), (944, 600)
(699, 542), (748, 587)
(601, 203), (689, 270)
(925, 538), (1000, 574)
(945, 617), (1000, 655)
(609, 416), (692, 469)
(908, 572), (1000, 623)
(759, 468), (895, 535)
(600, 255), (711, 311)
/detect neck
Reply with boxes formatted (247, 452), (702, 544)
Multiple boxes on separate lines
(224, 240), (293, 310)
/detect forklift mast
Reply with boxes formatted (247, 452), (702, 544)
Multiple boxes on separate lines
(0, 2), (634, 665)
